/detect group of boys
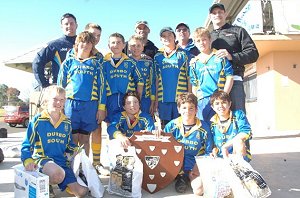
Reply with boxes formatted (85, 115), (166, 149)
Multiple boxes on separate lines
(22, 3), (258, 197)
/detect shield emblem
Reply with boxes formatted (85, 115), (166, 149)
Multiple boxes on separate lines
(129, 132), (184, 193)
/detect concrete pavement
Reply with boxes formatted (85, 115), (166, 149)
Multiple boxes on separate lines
(1, 129), (300, 198)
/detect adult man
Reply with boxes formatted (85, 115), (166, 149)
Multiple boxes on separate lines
(124, 21), (158, 58)
(175, 22), (199, 56)
(209, 3), (259, 113)
(32, 13), (77, 88)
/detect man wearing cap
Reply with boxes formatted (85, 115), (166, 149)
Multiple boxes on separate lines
(209, 3), (259, 113)
(32, 13), (78, 88)
(124, 21), (158, 58)
(175, 23), (199, 56)
(154, 27), (190, 129)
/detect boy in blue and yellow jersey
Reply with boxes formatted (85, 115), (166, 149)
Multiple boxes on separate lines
(57, 31), (106, 157)
(21, 85), (88, 197)
(164, 92), (213, 195)
(210, 90), (252, 162)
(154, 27), (191, 129)
(128, 35), (156, 115)
(107, 91), (155, 148)
(103, 33), (144, 123)
(32, 13), (78, 88)
(190, 27), (233, 122)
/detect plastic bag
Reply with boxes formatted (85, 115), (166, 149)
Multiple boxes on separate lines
(196, 156), (233, 198)
(227, 155), (271, 198)
(196, 155), (271, 198)
(107, 141), (143, 198)
(73, 149), (105, 198)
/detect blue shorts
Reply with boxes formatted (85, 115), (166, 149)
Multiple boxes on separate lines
(65, 99), (98, 134)
(158, 102), (179, 121)
(197, 97), (215, 122)
(105, 93), (124, 123)
(38, 158), (77, 191)
(141, 97), (151, 114)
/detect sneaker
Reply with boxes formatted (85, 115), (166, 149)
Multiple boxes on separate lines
(49, 185), (56, 198)
(94, 163), (110, 176)
(175, 174), (189, 193)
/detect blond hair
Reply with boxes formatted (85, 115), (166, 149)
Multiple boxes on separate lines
(193, 27), (211, 40)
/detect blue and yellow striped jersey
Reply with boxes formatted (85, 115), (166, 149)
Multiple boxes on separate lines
(164, 117), (213, 171)
(57, 55), (106, 110)
(130, 54), (156, 100)
(210, 110), (252, 162)
(189, 49), (233, 100)
(107, 111), (155, 139)
(21, 110), (77, 167)
(154, 47), (190, 102)
(103, 53), (144, 96)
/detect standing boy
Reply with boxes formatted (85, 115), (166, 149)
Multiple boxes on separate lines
(103, 33), (144, 123)
(154, 27), (190, 129)
(128, 35), (156, 115)
(164, 92), (213, 195)
(210, 90), (252, 162)
(189, 27), (233, 121)
(57, 31), (106, 157)
(21, 85), (88, 197)
(32, 13), (78, 88)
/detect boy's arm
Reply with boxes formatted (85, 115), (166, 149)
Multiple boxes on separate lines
(97, 61), (107, 123)
(107, 114), (123, 140)
(21, 119), (36, 169)
(57, 59), (69, 88)
(205, 128), (214, 155)
(223, 58), (234, 94)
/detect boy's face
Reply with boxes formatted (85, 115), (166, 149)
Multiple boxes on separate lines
(108, 36), (125, 55)
(78, 41), (93, 55)
(160, 31), (175, 47)
(124, 96), (140, 116)
(128, 39), (144, 58)
(87, 27), (101, 45)
(47, 91), (66, 112)
(178, 102), (197, 120)
(61, 17), (77, 37)
(211, 98), (231, 117)
(194, 35), (211, 53)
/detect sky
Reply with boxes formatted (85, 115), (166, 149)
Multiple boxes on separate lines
(0, 0), (213, 100)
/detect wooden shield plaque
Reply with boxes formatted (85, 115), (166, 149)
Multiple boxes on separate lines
(129, 132), (184, 194)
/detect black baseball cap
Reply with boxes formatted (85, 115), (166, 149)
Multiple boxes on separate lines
(209, 3), (225, 13)
(160, 27), (175, 37)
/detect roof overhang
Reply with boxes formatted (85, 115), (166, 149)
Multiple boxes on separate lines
(252, 34), (300, 57)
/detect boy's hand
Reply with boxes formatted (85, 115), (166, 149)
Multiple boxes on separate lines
(116, 134), (131, 149)
(152, 129), (162, 139)
(221, 146), (229, 158)
(210, 147), (219, 158)
(25, 162), (37, 171)
(97, 109), (106, 124)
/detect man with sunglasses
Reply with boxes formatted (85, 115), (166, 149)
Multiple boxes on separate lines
(175, 22), (199, 57)
(124, 21), (158, 59)
(32, 13), (78, 89)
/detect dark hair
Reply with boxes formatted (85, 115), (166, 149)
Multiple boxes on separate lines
(122, 91), (141, 107)
(210, 90), (231, 105)
(61, 13), (77, 23)
(109, 32), (125, 43)
(85, 23), (102, 32)
(177, 92), (198, 108)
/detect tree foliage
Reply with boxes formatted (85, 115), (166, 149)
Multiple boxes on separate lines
(0, 84), (24, 107)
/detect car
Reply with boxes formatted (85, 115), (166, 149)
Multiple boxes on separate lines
(3, 105), (29, 128)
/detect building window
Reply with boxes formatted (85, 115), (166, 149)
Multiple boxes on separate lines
(244, 73), (257, 102)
